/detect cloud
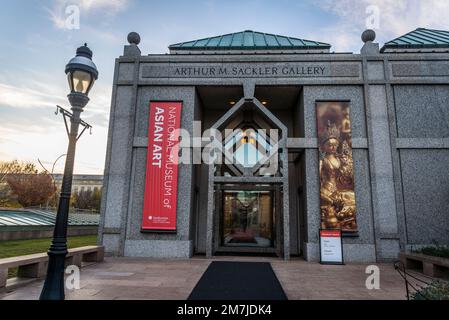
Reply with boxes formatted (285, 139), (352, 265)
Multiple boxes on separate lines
(0, 81), (109, 175)
(312, 0), (449, 52)
(0, 67), (111, 119)
(51, 0), (131, 14)
(0, 83), (66, 109)
(75, 0), (130, 12)
(0, 80), (109, 114)
(0, 67), (111, 174)
(0, 115), (108, 174)
(47, 0), (131, 30)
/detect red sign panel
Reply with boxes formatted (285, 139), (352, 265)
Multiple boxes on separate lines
(320, 229), (343, 264)
(320, 230), (342, 238)
(142, 102), (182, 232)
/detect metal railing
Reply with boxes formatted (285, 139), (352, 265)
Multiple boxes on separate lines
(394, 260), (449, 300)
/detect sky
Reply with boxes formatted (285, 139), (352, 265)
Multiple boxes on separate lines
(1, 0), (449, 174)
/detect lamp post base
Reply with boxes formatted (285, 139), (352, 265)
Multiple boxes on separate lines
(39, 106), (81, 300)
(39, 248), (68, 300)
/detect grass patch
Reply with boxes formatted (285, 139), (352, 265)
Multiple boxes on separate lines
(0, 235), (98, 279)
(413, 245), (449, 259)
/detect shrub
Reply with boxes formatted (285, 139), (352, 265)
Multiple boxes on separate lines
(412, 243), (449, 259)
(411, 281), (449, 300)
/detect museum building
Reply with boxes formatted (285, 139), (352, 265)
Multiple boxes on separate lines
(98, 28), (449, 262)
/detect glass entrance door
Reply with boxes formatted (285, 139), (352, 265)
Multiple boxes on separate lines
(221, 190), (275, 248)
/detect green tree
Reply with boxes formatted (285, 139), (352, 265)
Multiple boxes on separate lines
(92, 188), (102, 212)
(73, 188), (102, 212)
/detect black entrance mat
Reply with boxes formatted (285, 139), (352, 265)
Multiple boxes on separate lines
(188, 261), (288, 300)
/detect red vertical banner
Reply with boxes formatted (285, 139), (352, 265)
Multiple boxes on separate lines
(142, 102), (182, 232)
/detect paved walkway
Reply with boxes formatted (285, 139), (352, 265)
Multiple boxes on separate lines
(0, 257), (407, 300)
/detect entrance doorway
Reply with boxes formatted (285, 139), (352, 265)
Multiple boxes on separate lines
(199, 88), (293, 259)
(221, 190), (275, 248)
(214, 184), (282, 255)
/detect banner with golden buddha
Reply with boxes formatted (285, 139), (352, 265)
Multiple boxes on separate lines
(316, 101), (358, 234)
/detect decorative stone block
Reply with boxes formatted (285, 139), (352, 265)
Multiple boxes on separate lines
(83, 248), (104, 263)
(0, 269), (7, 288)
(17, 262), (47, 278)
(423, 262), (435, 277)
(404, 257), (423, 270)
(68, 255), (83, 267)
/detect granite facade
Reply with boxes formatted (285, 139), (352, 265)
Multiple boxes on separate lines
(99, 35), (449, 262)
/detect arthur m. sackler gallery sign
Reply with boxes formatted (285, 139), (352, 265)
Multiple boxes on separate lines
(173, 64), (326, 77)
(139, 62), (361, 79)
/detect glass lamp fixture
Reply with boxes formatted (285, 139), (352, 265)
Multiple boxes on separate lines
(67, 70), (92, 94)
(65, 44), (99, 96)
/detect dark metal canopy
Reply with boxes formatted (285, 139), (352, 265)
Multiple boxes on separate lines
(169, 30), (331, 51)
(381, 28), (449, 52)
(65, 44), (99, 80)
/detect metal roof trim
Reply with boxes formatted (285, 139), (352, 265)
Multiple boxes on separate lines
(169, 44), (331, 51)
(381, 28), (449, 53)
(169, 30), (331, 51)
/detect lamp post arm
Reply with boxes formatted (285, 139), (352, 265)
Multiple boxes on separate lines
(40, 94), (89, 300)
(39, 108), (82, 300)
(52, 154), (67, 177)
(56, 105), (92, 139)
(40, 43), (97, 300)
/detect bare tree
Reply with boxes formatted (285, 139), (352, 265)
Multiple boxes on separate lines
(5, 162), (57, 208)
(0, 160), (31, 184)
(1, 161), (36, 207)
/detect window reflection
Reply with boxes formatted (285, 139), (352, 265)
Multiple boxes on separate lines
(222, 190), (275, 248)
(224, 128), (271, 168)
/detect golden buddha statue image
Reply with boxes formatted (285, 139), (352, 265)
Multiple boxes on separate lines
(317, 102), (358, 233)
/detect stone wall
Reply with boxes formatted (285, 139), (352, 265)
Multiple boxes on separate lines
(99, 36), (449, 262)
(393, 85), (449, 248)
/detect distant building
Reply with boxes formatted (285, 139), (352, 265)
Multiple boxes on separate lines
(53, 174), (103, 193)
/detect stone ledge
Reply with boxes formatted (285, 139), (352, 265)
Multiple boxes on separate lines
(102, 228), (122, 235)
(400, 252), (449, 267)
(124, 240), (193, 258)
(134, 137), (370, 149)
(0, 246), (104, 289)
(400, 252), (449, 278)
(396, 138), (449, 149)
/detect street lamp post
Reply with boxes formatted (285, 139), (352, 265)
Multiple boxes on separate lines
(40, 44), (98, 300)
